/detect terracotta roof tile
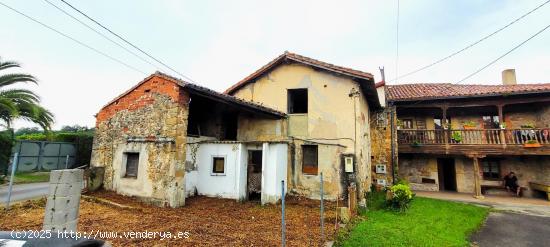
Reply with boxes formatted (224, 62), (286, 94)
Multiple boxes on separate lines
(387, 83), (550, 101)
(224, 51), (374, 94)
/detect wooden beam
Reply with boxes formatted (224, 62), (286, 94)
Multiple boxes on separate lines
(470, 154), (485, 199)
(395, 96), (550, 109)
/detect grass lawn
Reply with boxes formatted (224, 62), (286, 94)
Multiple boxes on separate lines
(339, 197), (489, 247)
(12, 172), (50, 183)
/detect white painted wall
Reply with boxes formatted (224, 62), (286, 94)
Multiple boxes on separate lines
(110, 143), (154, 198)
(185, 143), (247, 200)
(185, 142), (288, 204)
(261, 143), (288, 204)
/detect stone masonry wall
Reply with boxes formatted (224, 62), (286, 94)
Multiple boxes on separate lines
(370, 107), (397, 188)
(91, 75), (189, 207)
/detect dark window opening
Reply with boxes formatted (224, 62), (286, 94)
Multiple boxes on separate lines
(212, 157), (225, 174)
(125, 153), (139, 178)
(302, 145), (318, 175)
(482, 159), (500, 180)
(288, 89), (308, 114)
(482, 116), (500, 129)
(434, 117), (451, 129)
(249, 151), (263, 173)
(222, 112), (238, 140)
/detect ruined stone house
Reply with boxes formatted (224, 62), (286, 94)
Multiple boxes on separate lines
(91, 52), (382, 207)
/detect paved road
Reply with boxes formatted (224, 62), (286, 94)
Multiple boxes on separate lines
(0, 182), (49, 205)
(471, 212), (550, 247)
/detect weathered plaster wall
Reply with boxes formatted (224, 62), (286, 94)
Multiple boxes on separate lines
(91, 76), (188, 207)
(237, 116), (286, 142)
(232, 63), (374, 200)
(289, 139), (346, 200)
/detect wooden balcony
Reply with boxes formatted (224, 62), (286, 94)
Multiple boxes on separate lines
(398, 129), (550, 155)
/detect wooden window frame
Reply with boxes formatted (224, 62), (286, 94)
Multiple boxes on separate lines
(302, 145), (318, 175)
(481, 159), (501, 180)
(124, 152), (139, 178)
(211, 155), (226, 176)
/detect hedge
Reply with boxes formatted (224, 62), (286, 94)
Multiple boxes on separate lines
(0, 130), (14, 176)
(17, 131), (94, 166)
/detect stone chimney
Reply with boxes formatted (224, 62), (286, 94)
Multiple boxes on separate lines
(502, 69), (517, 85)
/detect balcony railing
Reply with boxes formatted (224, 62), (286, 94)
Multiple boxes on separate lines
(398, 129), (550, 145)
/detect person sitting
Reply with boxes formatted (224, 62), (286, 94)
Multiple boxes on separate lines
(503, 172), (521, 197)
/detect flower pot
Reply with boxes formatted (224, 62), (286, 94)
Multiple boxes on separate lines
(524, 143), (541, 148)
(463, 125), (476, 130)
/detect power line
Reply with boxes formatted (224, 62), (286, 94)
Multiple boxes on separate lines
(60, 0), (196, 83)
(395, 0), (400, 83)
(457, 22), (550, 84)
(0, 1), (147, 75)
(42, 0), (164, 72)
(396, 22), (550, 108)
(389, 0), (550, 82)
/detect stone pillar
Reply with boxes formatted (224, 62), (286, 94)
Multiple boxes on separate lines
(43, 169), (83, 232)
(471, 156), (484, 199)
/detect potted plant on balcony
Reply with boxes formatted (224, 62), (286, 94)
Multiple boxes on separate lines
(462, 121), (477, 130)
(410, 140), (422, 147)
(521, 123), (535, 129)
(451, 131), (463, 143)
(500, 123), (507, 129)
(523, 140), (541, 148)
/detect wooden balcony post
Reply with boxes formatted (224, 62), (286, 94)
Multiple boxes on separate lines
(470, 154), (486, 199)
(497, 104), (506, 147)
(442, 105), (449, 152)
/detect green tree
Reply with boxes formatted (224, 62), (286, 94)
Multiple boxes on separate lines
(0, 57), (54, 130)
(0, 57), (54, 175)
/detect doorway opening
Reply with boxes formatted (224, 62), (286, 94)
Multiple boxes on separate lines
(247, 150), (262, 201)
(437, 158), (457, 191)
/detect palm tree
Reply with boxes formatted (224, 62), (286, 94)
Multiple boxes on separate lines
(0, 57), (54, 130)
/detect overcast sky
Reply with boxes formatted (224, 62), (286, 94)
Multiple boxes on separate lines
(1, 0), (549, 130)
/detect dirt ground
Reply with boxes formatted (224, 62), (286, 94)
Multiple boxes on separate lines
(0, 191), (340, 246)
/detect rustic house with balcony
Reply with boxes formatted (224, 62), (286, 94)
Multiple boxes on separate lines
(387, 70), (550, 200)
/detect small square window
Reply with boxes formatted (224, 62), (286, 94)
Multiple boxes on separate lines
(212, 156), (225, 175)
(302, 145), (318, 175)
(482, 159), (500, 180)
(125, 153), (139, 178)
(288, 89), (308, 114)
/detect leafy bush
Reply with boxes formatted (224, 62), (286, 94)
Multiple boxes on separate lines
(451, 131), (463, 143)
(365, 185), (387, 211)
(387, 183), (414, 212)
(0, 130), (14, 176)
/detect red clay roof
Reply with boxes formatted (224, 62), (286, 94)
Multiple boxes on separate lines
(224, 51), (374, 94)
(100, 72), (286, 118)
(387, 83), (550, 101)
